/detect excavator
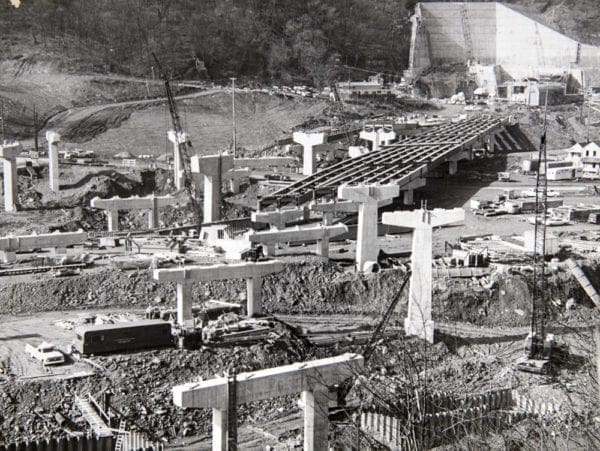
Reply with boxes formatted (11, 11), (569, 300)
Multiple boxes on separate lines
(152, 53), (203, 231)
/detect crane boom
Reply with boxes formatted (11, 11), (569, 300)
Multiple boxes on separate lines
(337, 271), (411, 404)
(152, 53), (203, 229)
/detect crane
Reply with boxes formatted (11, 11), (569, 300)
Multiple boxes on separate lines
(152, 53), (203, 230)
(329, 83), (353, 145)
(336, 271), (411, 404)
(517, 90), (557, 374)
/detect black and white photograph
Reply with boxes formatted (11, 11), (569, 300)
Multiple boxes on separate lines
(0, 0), (599, 449)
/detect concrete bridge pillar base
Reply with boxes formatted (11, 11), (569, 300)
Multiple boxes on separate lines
(0, 251), (16, 263)
(106, 210), (119, 232)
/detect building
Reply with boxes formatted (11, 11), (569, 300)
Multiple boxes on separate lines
(564, 142), (600, 178)
(335, 74), (390, 100)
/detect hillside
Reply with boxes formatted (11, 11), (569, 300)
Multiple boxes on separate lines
(1, 0), (599, 146)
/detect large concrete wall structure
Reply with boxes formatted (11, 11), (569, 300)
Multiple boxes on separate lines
(418, 2), (496, 66)
(410, 2), (600, 88)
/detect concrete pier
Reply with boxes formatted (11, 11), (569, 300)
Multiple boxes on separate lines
(293, 131), (325, 176)
(172, 353), (364, 451)
(338, 184), (399, 271)
(0, 142), (22, 213)
(400, 178), (426, 206)
(46, 131), (61, 192)
(192, 154), (297, 223)
(91, 194), (181, 232)
(167, 130), (187, 190)
(191, 154), (234, 224)
(153, 261), (284, 321)
(382, 207), (464, 342)
(0, 230), (87, 263)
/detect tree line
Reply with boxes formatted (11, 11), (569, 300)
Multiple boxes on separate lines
(1, 0), (417, 87)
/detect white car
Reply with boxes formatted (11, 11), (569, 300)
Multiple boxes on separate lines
(25, 342), (65, 366)
(528, 216), (570, 226)
(521, 189), (560, 198)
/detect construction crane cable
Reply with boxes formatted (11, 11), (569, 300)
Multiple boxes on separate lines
(152, 52), (203, 229)
(530, 89), (550, 359)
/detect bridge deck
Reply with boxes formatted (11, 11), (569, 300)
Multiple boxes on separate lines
(259, 115), (506, 208)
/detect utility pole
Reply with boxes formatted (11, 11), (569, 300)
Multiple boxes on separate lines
(33, 104), (38, 153)
(587, 89), (593, 143)
(230, 77), (237, 158)
(1, 100), (5, 144)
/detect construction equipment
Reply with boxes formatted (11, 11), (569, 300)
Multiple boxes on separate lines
(517, 90), (561, 374)
(329, 83), (355, 147)
(152, 53), (203, 230)
(337, 272), (411, 404)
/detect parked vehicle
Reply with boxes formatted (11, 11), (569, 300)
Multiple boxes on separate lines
(73, 320), (173, 355)
(25, 342), (65, 366)
(522, 188), (561, 198)
(241, 245), (264, 262)
(264, 173), (291, 181)
(498, 172), (511, 182)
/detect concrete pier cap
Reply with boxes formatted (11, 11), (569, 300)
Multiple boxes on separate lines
(152, 260), (285, 323)
(293, 131), (326, 176)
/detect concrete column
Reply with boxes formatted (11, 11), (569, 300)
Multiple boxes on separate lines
(167, 130), (186, 190)
(323, 212), (333, 226)
(212, 407), (228, 451)
(448, 160), (458, 176)
(486, 134), (495, 154)
(0, 251), (16, 263)
(3, 158), (17, 213)
(338, 184), (399, 272)
(382, 207), (464, 343)
(176, 281), (193, 327)
(356, 200), (379, 271)
(406, 222), (434, 343)
(204, 174), (221, 223)
(246, 276), (262, 317)
(302, 388), (329, 451)
(264, 243), (276, 257)
(403, 189), (414, 206)
(228, 178), (240, 194)
(293, 132), (325, 176)
(148, 195), (159, 229)
(106, 210), (119, 232)
(46, 131), (60, 192)
(316, 238), (329, 258)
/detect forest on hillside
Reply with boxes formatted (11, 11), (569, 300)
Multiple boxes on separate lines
(0, 0), (417, 86)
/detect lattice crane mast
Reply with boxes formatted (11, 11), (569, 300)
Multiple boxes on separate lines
(152, 53), (203, 229)
(518, 90), (554, 373)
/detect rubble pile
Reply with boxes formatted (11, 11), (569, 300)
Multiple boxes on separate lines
(0, 326), (317, 443)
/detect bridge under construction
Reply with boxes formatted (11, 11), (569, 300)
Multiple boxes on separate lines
(258, 115), (510, 209)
